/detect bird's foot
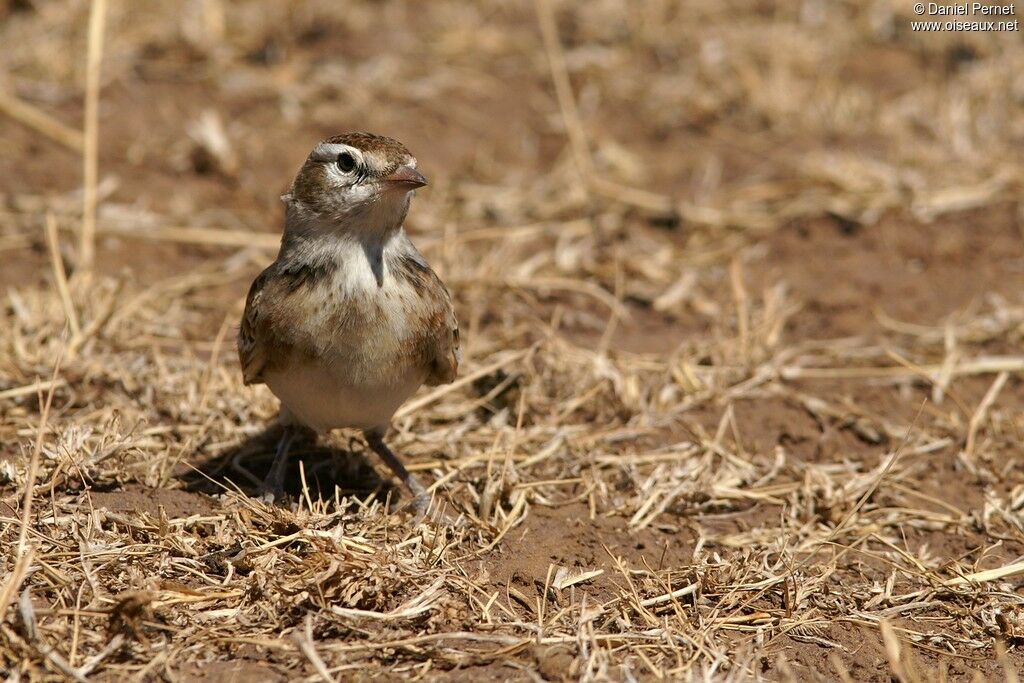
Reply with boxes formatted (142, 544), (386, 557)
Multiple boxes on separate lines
(404, 491), (465, 528)
(363, 429), (465, 528)
(256, 427), (297, 505)
(257, 478), (286, 505)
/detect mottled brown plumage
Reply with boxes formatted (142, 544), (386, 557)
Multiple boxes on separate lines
(392, 251), (460, 386)
(237, 133), (460, 520)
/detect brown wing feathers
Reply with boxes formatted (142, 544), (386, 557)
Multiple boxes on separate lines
(238, 266), (273, 385)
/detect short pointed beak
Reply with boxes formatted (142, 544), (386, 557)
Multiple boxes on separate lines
(383, 165), (427, 188)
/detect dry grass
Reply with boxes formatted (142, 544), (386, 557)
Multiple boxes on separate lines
(2, 0), (1024, 680)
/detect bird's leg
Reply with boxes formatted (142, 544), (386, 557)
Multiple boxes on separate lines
(260, 426), (297, 503)
(363, 429), (438, 524)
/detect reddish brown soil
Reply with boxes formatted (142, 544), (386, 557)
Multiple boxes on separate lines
(170, 659), (286, 683)
(754, 204), (1024, 342)
(484, 502), (695, 603)
(87, 482), (217, 519)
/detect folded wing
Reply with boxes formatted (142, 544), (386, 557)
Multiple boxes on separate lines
(238, 265), (275, 385)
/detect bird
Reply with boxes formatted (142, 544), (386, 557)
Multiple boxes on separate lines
(237, 132), (460, 520)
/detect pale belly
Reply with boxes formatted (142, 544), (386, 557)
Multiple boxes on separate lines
(258, 238), (440, 432)
(265, 361), (424, 432)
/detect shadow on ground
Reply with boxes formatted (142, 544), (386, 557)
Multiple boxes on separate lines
(180, 423), (401, 507)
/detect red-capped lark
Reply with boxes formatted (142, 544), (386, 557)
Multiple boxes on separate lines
(238, 132), (460, 521)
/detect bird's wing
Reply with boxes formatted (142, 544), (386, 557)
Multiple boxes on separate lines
(238, 265), (275, 385)
(425, 279), (461, 386)
(396, 248), (461, 386)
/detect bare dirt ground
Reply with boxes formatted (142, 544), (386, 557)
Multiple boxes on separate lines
(2, 1), (1024, 680)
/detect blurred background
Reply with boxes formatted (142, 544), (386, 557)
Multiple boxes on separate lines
(2, 0), (1024, 679)
(3, 0), (1021, 328)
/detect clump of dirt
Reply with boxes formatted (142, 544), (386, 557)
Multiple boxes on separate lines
(88, 483), (217, 519)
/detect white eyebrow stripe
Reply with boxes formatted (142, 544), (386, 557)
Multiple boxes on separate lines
(311, 143), (359, 161)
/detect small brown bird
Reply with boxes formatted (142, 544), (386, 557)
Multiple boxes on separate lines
(238, 132), (460, 517)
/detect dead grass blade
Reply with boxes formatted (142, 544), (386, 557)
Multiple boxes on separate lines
(79, 0), (108, 271)
(0, 90), (84, 153)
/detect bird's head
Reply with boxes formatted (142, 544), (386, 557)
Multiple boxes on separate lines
(283, 132), (426, 237)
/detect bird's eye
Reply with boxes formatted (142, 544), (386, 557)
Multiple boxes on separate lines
(336, 152), (357, 173)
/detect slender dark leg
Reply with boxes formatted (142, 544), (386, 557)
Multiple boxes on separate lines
(363, 429), (432, 522)
(260, 426), (297, 502)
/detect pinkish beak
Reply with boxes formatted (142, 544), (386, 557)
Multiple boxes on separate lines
(383, 165), (427, 188)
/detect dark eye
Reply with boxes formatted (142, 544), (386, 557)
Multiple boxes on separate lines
(336, 152), (357, 173)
